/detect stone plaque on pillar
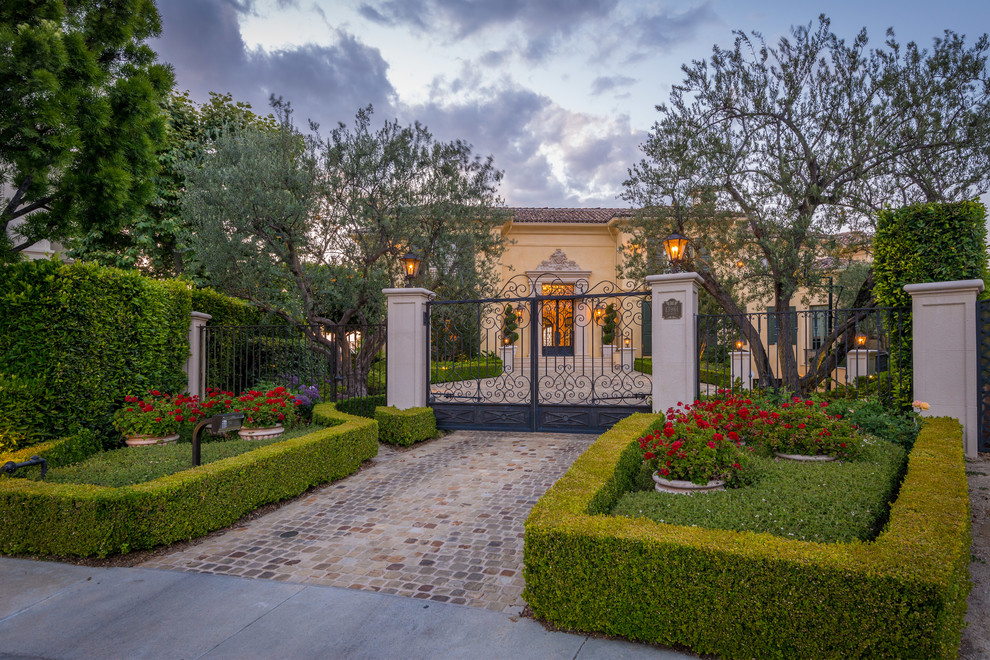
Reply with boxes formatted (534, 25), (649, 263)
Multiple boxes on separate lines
(661, 298), (682, 320)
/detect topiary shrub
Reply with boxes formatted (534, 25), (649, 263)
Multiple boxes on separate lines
(375, 406), (436, 446)
(601, 303), (618, 345)
(502, 304), (519, 345)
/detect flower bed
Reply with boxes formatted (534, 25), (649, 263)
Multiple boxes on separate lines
(523, 414), (971, 658)
(0, 403), (376, 557)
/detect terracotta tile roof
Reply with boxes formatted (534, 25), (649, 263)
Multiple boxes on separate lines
(507, 207), (634, 224)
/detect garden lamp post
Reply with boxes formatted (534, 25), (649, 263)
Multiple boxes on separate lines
(662, 232), (689, 273)
(399, 252), (422, 287)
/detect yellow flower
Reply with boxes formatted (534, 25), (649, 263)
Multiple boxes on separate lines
(912, 400), (930, 411)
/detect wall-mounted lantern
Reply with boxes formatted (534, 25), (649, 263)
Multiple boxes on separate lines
(623, 335), (631, 349)
(399, 252), (421, 286)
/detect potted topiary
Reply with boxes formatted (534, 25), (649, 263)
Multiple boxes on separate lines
(113, 392), (186, 446)
(600, 303), (618, 365)
(501, 304), (520, 373)
(232, 387), (298, 440)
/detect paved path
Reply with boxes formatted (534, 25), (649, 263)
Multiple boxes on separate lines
(142, 431), (596, 613)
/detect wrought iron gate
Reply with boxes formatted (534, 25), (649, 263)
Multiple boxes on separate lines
(427, 276), (651, 433)
(978, 299), (990, 451)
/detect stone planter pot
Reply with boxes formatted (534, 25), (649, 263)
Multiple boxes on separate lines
(238, 426), (285, 441)
(774, 452), (837, 462)
(653, 472), (725, 495)
(125, 433), (179, 447)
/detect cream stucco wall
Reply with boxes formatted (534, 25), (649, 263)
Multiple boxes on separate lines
(494, 220), (646, 359)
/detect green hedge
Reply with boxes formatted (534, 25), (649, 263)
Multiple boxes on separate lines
(189, 287), (264, 326)
(0, 260), (191, 442)
(523, 415), (971, 659)
(0, 373), (48, 451)
(0, 404), (377, 556)
(335, 394), (387, 419)
(0, 430), (104, 478)
(375, 406), (436, 446)
(873, 200), (989, 405)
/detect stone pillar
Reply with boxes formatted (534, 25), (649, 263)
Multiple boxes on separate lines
(904, 279), (985, 459)
(844, 349), (877, 384)
(184, 311), (212, 398)
(384, 287), (435, 410)
(647, 273), (703, 414)
(619, 344), (636, 372)
(729, 351), (752, 389)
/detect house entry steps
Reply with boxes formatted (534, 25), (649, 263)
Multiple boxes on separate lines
(140, 430), (597, 614)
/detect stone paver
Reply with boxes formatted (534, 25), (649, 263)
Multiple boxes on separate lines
(141, 430), (596, 613)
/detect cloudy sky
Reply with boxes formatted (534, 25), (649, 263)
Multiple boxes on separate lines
(151, 0), (990, 208)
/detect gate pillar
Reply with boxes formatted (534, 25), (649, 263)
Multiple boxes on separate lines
(184, 311), (212, 398)
(905, 279), (984, 458)
(384, 287), (435, 410)
(647, 273), (703, 414)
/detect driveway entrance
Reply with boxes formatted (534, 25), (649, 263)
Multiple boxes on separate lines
(140, 431), (597, 613)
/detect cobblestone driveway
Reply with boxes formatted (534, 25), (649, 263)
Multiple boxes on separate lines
(141, 431), (596, 613)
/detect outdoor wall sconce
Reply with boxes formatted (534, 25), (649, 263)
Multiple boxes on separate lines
(399, 251), (422, 286)
(515, 304), (525, 319)
(623, 335), (631, 348)
(593, 307), (606, 324)
(662, 232), (689, 271)
(856, 334), (868, 347)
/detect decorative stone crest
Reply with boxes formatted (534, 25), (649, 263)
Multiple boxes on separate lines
(536, 249), (582, 272)
(662, 298), (683, 320)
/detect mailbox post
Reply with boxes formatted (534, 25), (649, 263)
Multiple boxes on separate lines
(191, 413), (245, 467)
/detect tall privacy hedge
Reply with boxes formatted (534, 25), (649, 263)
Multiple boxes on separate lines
(189, 287), (265, 326)
(0, 259), (192, 445)
(872, 200), (989, 405)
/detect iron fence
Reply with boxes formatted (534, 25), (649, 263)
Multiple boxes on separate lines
(199, 322), (386, 403)
(696, 307), (911, 407)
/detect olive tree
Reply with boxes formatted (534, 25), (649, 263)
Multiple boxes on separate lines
(183, 103), (505, 395)
(624, 16), (990, 392)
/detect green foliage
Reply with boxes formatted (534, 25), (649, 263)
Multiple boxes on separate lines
(431, 358), (503, 383)
(874, 200), (989, 306)
(189, 287), (264, 326)
(0, 404), (377, 556)
(0, 430), (103, 480)
(827, 398), (920, 451)
(0, 0), (173, 262)
(616, 439), (904, 543)
(0, 259), (191, 441)
(524, 416), (970, 658)
(335, 395), (387, 419)
(375, 407), (437, 446)
(502, 304), (519, 344)
(600, 303), (618, 345)
(0, 373), (48, 451)
(45, 426), (323, 488)
(873, 200), (989, 404)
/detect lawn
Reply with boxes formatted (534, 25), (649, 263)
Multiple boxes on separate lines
(612, 437), (906, 543)
(46, 426), (325, 487)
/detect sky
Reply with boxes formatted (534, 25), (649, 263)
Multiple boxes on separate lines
(150, 0), (990, 209)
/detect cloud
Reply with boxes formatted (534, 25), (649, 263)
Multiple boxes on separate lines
(618, 3), (719, 61)
(151, 0), (397, 128)
(590, 75), (637, 95)
(358, 0), (618, 61)
(406, 77), (645, 206)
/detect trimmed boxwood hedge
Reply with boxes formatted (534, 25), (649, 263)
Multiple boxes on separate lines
(0, 404), (377, 557)
(335, 394), (387, 419)
(523, 415), (971, 659)
(0, 430), (103, 475)
(375, 406), (436, 446)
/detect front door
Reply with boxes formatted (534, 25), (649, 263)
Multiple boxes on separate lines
(541, 283), (574, 356)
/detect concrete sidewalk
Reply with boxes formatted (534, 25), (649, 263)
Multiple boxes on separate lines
(0, 557), (691, 660)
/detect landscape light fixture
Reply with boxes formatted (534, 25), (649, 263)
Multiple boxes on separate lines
(623, 335), (631, 348)
(399, 251), (421, 286)
(855, 333), (868, 348)
(735, 339), (745, 350)
(662, 232), (689, 271)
